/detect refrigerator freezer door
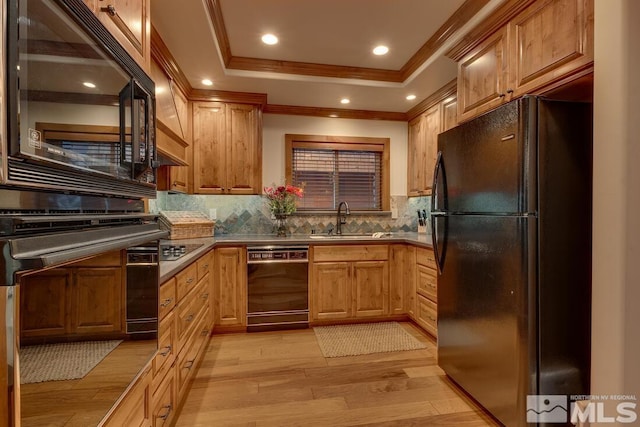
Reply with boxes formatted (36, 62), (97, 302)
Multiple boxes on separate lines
(437, 214), (536, 427)
(434, 98), (537, 215)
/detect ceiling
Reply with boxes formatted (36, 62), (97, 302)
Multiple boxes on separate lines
(151, 0), (505, 116)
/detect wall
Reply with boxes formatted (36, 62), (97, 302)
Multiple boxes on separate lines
(592, 0), (640, 419)
(151, 113), (431, 235)
(262, 114), (409, 196)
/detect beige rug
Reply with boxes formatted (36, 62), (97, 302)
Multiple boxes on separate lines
(313, 322), (427, 358)
(20, 340), (122, 384)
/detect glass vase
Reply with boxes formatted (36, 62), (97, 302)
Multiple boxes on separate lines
(273, 213), (289, 237)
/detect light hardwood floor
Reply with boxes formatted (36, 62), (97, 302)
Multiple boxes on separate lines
(175, 322), (500, 426)
(20, 340), (155, 427)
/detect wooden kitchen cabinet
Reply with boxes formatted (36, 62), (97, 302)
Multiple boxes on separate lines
(20, 252), (125, 341)
(453, 0), (593, 122)
(193, 102), (262, 195)
(102, 364), (152, 427)
(415, 247), (438, 338)
(311, 245), (389, 322)
(94, 0), (151, 71)
(214, 246), (247, 328)
(389, 244), (416, 317)
(407, 82), (457, 197)
(150, 248), (214, 427)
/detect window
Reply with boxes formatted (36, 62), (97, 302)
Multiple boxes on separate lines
(285, 134), (390, 211)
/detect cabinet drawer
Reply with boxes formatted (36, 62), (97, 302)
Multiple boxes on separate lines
(153, 311), (176, 389)
(159, 278), (176, 320)
(416, 294), (437, 338)
(197, 251), (214, 282)
(151, 367), (176, 427)
(102, 364), (151, 427)
(176, 263), (198, 302)
(176, 280), (209, 351)
(416, 247), (436, 269)
(176, 307), (210, 398)
(313, 245), (389, 262)
(416, 264), (437, 302)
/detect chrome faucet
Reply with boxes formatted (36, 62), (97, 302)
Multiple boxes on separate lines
(336, 201), (350, 235)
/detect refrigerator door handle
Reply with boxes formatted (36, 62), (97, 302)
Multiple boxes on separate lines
(431, 151), (445, 213)
(431, 214), (444, 274)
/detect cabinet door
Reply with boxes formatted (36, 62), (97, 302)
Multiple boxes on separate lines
(458, 26), (510, 122)
(441, 95), (458, 132)
(151, 368), (176, 427)
(96, 0), (150, 70)
(353, 261), (388, 318)
(214, 247), (246, 327)
(102, 365), (152, 427)
(20, 269), (71, 338)
(311, 263), (351, 320)
(509, 0), (593, 97)
(193, 102), (227, 194)
(226, 103), (261, 195)
(73, 268), (124, 334)
(389, 245), (415, 316)
(407, 115), (426, 197)
(423, 104), (441, 194)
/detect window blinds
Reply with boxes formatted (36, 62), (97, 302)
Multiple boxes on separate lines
(291, 145), (382, 210)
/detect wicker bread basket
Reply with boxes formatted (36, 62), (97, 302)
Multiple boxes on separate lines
(158, 211), (215, 239)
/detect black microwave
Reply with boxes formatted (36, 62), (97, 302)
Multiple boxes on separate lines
(2, 0), (156, 198)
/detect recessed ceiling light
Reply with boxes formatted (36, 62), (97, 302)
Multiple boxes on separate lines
(83, 82), (96, 88)
(406, 94), (417, 101)
(372, 45), (389, 56)
(261, 34), (278, 45)
(202, 79), (213, 86)
(340, 98), (350, 104)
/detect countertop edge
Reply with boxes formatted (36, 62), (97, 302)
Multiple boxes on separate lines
(159, 233), (433, 283)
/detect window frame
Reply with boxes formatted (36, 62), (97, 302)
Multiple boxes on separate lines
(285, 134), (391, 212)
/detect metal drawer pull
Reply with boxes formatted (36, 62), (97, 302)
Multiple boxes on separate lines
(158, 404), (172, 420)
(186, 277), (194, 284)
(160, 298), (173, 307)
(184, 360), (195, 369)
(201, 329), (209, 336)
(185, 314), (195, 322)
(159, 345), (172, 356)
(102, 4), (116, 16)
(201, 292), (209, 299)
(202, 263), (209, 269)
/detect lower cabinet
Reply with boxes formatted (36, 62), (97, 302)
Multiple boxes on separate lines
(102, 365), (152, 427)
(415, 247), (438, 338)
(20, 252), (124, 341)
(311, 245), (389, 321)
(214, 246), (246, 329)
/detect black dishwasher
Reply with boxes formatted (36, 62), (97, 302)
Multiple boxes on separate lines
(247, 246), (309, 332)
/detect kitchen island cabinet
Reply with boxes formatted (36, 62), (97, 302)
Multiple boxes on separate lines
(311, 245), (389, 322)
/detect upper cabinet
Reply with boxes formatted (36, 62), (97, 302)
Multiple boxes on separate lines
(407, 82), (457, 197)
(450, 0), (594, 122)
(92, 0), (151, 72)
(193, 102), (262, 195)
(151, 58), (191, 168)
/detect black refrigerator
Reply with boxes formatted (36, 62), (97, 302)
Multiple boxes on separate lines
(431, 96), (592, 426)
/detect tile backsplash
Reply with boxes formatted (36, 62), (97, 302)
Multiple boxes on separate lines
(150, 192), (430, 235)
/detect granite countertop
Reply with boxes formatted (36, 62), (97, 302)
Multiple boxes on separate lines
(159, 232), (433, 283)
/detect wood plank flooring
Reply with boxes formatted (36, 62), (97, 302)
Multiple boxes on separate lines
(20, 340), (155, 427)
(175, 322), (500, 426)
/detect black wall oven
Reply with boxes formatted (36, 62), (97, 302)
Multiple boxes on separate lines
(2, 0), (156, 198)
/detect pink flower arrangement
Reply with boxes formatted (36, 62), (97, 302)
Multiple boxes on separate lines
(264, 184), (304, 215)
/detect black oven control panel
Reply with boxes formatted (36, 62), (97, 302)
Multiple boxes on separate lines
(247, 246), (309, 263)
